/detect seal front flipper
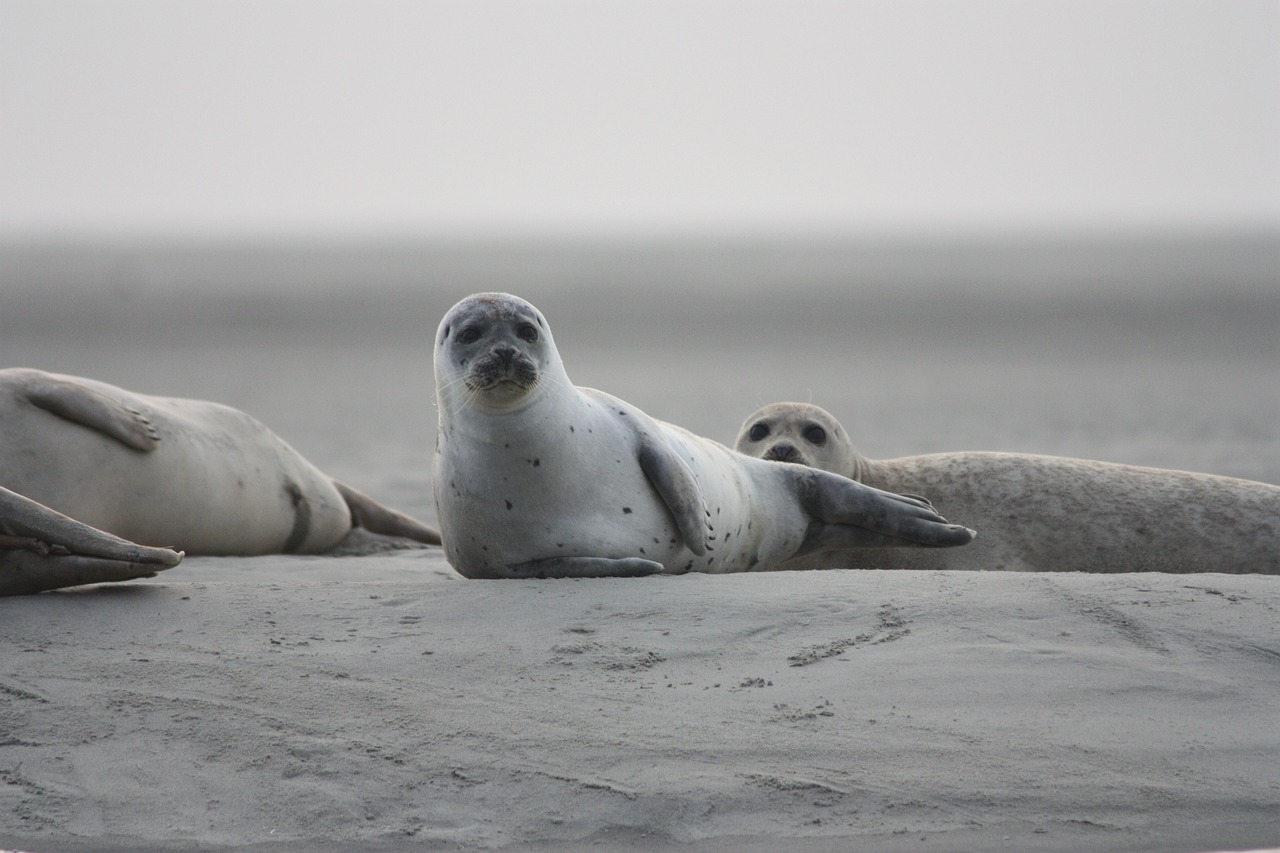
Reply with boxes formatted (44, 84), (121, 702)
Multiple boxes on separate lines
(796, 468), (975, 548)
(20, 371), (161, 452)
(636, 432), (710, 556)
(506, 556), (666, 579)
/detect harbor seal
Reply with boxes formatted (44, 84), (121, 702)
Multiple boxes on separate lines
(735, 402), (1280, 573)
(432, 293), (974, 579)
(0, 368), (441, 556)
(2, 484), (183, 595)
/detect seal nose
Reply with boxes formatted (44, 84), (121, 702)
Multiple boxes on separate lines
(493, 345), (517, 369)
(764, 442), (800, 463)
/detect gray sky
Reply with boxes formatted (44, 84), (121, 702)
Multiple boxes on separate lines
(2, 0), (1278, 240)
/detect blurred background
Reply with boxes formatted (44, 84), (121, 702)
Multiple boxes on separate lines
(2, 1), (1278, 522)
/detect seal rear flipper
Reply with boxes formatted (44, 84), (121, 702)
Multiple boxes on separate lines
(505, 556), (666, 579)
(637, 434), (710, 556)
(0, 485), (184, 567)
(21, 373), (161, 452)
(333, 481), (442, 545)
(1, 551), (178, 596)
(797, 468), (975, 548)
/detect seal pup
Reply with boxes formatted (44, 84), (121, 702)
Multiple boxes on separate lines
(2, 484), (183, 595)
(432, 293), (974, 579)
(0, 368), (441, 556)
(735, 402), (1280, 573)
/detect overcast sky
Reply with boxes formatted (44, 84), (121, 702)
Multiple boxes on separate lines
(2, 0), (1278, 240)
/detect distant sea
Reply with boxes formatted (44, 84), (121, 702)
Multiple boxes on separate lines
(3, 233), (1278, 527)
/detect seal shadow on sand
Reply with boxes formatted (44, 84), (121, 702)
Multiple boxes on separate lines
(0, 368), (441, 596)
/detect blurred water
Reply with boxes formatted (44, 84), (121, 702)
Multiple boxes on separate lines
(3, 236), (1278, 528)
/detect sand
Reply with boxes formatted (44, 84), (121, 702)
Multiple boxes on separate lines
(2, 559), (1278, 852)
(2, 239), (1279, 851)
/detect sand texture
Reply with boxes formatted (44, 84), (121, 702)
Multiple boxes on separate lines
(2, 559), (1279, 852)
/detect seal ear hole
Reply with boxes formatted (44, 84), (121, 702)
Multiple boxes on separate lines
(441, 324), (451, 341)
(517, 322), (539, 343)
(748, 423), (769, 442)
(803, 425), (827, 446)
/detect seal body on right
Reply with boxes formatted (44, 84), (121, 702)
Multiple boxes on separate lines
(735, 402), (1280, 573)
(432, 293), (974, 579)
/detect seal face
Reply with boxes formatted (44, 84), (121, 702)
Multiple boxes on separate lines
(433, 293), (974, 579)
(735, 401), (1280, 574)
(735, 402), (863, 479)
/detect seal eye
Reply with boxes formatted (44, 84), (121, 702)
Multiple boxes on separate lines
(458, 327), (482, 345)
(748, 423), (769, 442)
(803, 425), (827, 446)
(517, 323), (539, 343)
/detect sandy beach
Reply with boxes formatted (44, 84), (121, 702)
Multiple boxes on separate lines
(2, 238), (1279, 851)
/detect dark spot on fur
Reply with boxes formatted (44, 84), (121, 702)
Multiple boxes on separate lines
(706, 557), (714, 565)
(639, 547), (646, 554)
(557, 543), (564, 548)
(683, 561), (694, 571)
(622, 507), (632, 514)
(505, 500), (513, 510)
(570, 425), (575, 433)
(282, 480), (311, 554)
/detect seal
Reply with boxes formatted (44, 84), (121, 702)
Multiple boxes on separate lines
(0, 368), (441, 556)
(431, 293), (974, 579)
(735, 402), (1280, 573)
(2, 484), (183, 595)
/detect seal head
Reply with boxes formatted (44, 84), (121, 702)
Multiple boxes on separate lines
(735, 402), (867, 481)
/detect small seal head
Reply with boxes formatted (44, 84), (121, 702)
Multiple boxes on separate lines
(436, 292), (558, 413)
(735, 402), (863, 480)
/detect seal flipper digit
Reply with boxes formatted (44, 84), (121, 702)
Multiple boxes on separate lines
(796, 467), (975, 548)
(21, 373), (161, 452)
(636, 432), (709, 556)
(506, 556), (666, 579)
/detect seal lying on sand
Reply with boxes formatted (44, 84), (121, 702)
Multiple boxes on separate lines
(735, 402), (1280, 573)
(432, 293), (974, 579)
(0, 368), (441, 557)
(1, 484), (183, 595)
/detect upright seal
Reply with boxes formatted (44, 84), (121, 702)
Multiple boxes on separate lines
(432, 293), (974, 579)
(735, 402), (1280, 573)
(0, 368), (441, 556)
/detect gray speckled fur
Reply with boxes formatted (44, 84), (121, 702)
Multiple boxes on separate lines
(736, 402), (1280, 573)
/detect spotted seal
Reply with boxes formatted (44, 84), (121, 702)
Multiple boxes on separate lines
(735, 402), (1280, 573)
(432, 293), (974, 578)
